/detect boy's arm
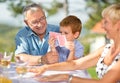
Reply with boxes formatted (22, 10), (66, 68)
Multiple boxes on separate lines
(65, 41), (76, 61)
(67, 50), (75, 61)
(48, 36), (57, 51)
(48, 36), (59, 63)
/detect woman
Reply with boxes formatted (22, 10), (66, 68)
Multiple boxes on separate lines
(29, 4), (120, 83)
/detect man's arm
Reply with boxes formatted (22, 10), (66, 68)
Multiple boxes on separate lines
(15, 54), (42, 65)
(15, 51), (59, 65)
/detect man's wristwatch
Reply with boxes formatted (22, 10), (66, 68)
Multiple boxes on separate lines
(38, 57), (42, 64)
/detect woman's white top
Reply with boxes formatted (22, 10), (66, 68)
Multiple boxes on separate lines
(96, 44), (120, 82)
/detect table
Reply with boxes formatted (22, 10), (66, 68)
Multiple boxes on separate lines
(6, 63), (91, 83)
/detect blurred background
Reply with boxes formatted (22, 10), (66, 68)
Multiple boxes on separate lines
(0, 0), (119, 78)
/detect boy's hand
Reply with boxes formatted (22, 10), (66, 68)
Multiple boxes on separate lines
(65, 41), (75, 51)
(48, 37), (56, 51)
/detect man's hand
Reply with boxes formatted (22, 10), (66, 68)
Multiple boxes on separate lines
(15, 54), (42, 66)
(41, 51), (59, 64)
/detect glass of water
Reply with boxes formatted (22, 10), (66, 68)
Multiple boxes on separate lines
(16, 61), (28, 83)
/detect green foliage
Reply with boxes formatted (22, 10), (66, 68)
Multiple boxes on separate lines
(8, 2), (23, 17)
(1, 0), (63, 17)
(84, 12), (102, 30)
(0, 0), (6, 2)
(0, 24), (19, 52)
(84, 0), (120, 30)
(7, 0), (33, 17)
(79, 37), (90, 55)
(79, 32), (95, 55)
(40, 0), (63, 16)
(79, 31), (104, 55)
(87, 67), (98, 79)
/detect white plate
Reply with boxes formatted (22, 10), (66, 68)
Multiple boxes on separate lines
(42, 70), (71, 76)
(23, 72), (36, 78)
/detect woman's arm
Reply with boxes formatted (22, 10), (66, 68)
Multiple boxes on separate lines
(100, 59), (120, 83)
(39, 59), (120, 83)
(29, 46), (104, 75)
(74, 45), (104, 69)
(71, 59), (120, 83)
(47, 45), (104, 70)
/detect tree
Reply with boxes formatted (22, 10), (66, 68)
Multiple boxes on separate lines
(0, 0), (63, 17)
(84, 0), (120, 30)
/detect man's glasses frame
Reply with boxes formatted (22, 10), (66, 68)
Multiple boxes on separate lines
(29, 16), (46, 26)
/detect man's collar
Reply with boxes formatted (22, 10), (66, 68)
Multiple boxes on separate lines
(26, 26), (37, 37)
(26, 26), (49, 38)
(44, 27), (49, 37)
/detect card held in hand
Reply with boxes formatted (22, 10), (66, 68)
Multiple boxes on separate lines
(49, 32), (66, 47)
(57, 35), (66, 47)
(49, 32), (60, 39)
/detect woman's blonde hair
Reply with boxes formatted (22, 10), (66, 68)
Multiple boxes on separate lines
(102, 3), (120, 23)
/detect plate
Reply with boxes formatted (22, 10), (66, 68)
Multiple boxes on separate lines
(42, 70), (71, 76)
(23, 72), (36, 78)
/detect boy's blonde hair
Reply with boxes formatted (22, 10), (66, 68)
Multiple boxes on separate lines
(60, 15), (82, 36)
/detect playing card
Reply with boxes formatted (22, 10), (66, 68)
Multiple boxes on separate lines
(49, 32), (66, 47)
(57, 35), (66, 47)
(49, 32), (60, 39)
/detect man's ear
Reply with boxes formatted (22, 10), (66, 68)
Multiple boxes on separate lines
(24, 20), (28, 25)
(74, 32), (80, 39)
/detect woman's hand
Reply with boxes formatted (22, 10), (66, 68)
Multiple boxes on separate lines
(35, 74), (69, 82)
(28, 65), (48, 76)
(104, 45), (120, 65)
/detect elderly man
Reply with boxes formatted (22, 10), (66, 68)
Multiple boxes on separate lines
(15, 3), (59, 65)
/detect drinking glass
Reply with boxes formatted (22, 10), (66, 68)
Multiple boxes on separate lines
(16, 61), (27, 83)
(0, 52), (13, 83)
(0, 73), (12, 83)
(0, 52), (13, 77)
(0, 52), (13, 69)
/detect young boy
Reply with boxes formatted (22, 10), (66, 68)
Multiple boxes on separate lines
(49, 15), (84, 62)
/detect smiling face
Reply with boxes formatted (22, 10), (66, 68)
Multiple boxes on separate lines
(25, 9), (47, 37)
(102, 17), (120, 39)
(60, 26), (79, 41)
(101, 4), (120, 40)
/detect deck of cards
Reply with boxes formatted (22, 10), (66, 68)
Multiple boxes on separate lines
(49, 32), (66, 47)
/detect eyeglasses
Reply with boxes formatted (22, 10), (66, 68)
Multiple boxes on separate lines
(30, 16), (46, 26)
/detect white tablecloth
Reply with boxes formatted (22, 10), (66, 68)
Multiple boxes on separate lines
(7, 63), (91, 83)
